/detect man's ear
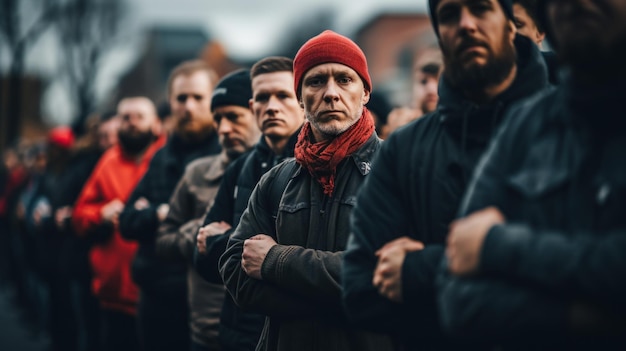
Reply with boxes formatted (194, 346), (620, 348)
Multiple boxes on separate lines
(362, 89), (371, 105)
(537, 31), (546, 47)
(508, 20), (517, 42)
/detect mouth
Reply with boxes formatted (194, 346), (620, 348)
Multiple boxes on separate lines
(262, 118), (283, 128)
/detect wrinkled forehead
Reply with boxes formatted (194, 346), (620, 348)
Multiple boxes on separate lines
(303, 62), (360, 80)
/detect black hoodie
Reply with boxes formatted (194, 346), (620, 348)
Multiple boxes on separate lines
(342, 35), (549, 350)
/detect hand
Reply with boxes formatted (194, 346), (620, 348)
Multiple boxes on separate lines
(134, 197), (150, 210)
(446, 207), (505, 276)
(101, 199), (124, 226)
(55, 206), (72, 230)
(196, 221), (232, 254)
(372, 237), (424, 303)
(241, 234), (277, 280)
(157, 203), (169, 222)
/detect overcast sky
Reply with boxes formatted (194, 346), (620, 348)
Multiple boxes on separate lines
(129, 0), (429, 59)
(14, 0), (430, 125)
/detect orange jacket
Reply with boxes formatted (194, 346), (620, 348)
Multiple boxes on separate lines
(72, 135), (166, 315)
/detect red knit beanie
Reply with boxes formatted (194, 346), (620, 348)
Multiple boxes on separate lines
(48, 126), (75, 149)
(293, 30), (372, 100)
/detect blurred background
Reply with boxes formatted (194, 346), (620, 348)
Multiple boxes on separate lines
(0, 0), (436, 153)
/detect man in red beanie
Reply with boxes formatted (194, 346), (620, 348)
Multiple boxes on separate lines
(220, 30), (394, 351)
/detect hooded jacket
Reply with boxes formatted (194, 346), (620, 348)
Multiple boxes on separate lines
(437, 72), (626, 349)
(342, 35), (549, 349)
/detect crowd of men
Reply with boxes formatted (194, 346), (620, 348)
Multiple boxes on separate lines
(1, 0), (625, 350)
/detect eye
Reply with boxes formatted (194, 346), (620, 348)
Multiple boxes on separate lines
(177, 95), (187, 103)
(337, 76), (352, 84)
(437, 6), (459, 24)
(514, 19), (525, 29)
(306, 77), (324, 87)
(255, 93), (269, 103)
(194, 94), (204, 101)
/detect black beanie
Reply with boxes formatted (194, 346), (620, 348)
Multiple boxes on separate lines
(428, 0), (515, 36)
(211, 69), (252, 112)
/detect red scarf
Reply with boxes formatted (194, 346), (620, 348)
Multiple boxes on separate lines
(295, 108), (375, 197)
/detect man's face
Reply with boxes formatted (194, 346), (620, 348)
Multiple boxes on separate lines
(437, 0), (517, 90)
(214, 105), (261, 160)
(117, 98), (159, 154)
(97, 117), (120, 151)
(547, 0), (626, 66)
(250, 71), (303, 142)
(169, 71), (215, 140)
(301, 63), (370, 142)
(413, 66), (441, 114)
(513, 3), (545, 46)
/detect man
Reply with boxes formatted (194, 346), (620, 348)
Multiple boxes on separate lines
(55, 111), (120, 351)
(118, 60), (221, 351)
(342, 0), (549, 348)
(155, 69), (261, 351)
(440, 0), (626, 348)
(512, 0), (560, 84)
(411, 47), (443, 115)
(219, 31), (394, 351)
(194, 56), (304, 351)
(512, 0), (545, 47)
(72, 97), (165, 351)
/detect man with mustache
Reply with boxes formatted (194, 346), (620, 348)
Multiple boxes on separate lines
(220, 32), (394, 350)
(156, 69), (261, 351)
(342, 0), (549, 349)
(193, 56), (304, 351)
(441, 0), (626, 348)
(72, 97), (165, 351)
(118, 60), (221, 351)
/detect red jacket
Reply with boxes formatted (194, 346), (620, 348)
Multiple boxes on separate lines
(72, 135), (166, 315)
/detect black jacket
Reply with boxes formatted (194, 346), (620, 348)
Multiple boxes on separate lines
(194, 132), (298, 351)
(119, 133), (220, 296)
(342, 35), (549, 349)
(437, 73), (626, 349)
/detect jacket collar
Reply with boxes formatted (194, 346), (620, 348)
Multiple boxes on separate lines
(203, 152), (229, 183)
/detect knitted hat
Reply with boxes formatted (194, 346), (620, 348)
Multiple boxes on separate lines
(428, 0), (514, 36)
(47, 126), (75, 149)
(211, 69), (252, 112)
(293, 30), (372, 100)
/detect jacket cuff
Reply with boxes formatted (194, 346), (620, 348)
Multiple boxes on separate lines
(261, 244), (295, 282)
(402, 245), (445, 305)
(480, 223), (531, 276)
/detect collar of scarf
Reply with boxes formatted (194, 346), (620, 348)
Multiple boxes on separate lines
(295, 108), (374, 197)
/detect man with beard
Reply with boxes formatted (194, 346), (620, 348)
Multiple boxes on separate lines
(118, 60), (221, 351)
(440, 0), (626, 348)
(220, 31), (394, 351)
(155, 69), (261, 351)
(342, 0), (549, 349)
(72, 97), (165, 351)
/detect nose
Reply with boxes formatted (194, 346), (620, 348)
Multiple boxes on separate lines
(323, 79), (340, 102)
(218, 118), (234, 135)
(184, 97), (195, 111)
(266, 95), (280, 115)
(458, 8), (477, 33)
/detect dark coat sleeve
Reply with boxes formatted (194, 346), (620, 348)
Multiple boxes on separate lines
(118, 164), (159, 243)
(219, 168), (326, 319)
(156, 172), (197, 261)
(342, 129), (444, 333)
(436, 106), (566, 337)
